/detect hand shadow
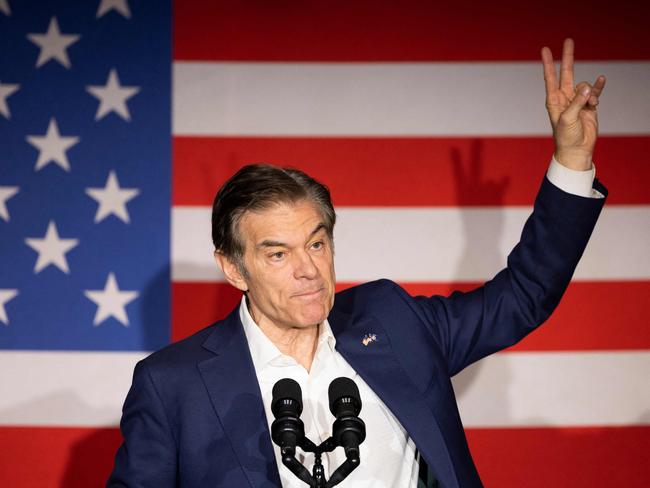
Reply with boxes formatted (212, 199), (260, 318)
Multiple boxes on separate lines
(448, 140), (512, 428)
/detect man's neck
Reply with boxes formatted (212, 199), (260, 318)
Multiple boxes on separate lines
(246, 296), (320, 372)
(257, 321), (320, 372)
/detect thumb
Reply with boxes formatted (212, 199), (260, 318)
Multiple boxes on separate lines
(561, 83), (591, 123)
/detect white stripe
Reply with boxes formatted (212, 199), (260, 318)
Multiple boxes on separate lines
(1, 350), (646, 427)
(173, 61), (650, 136)
(454, 351), (650, 427)
(171, 205), (650, 282)
(0, 351), (147, 427)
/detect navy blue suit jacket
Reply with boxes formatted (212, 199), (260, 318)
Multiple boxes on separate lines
(108, 177), (606, 487)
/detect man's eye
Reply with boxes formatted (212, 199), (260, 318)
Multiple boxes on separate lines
(270, 252), (285, 260)
(311, 241), (324, 250)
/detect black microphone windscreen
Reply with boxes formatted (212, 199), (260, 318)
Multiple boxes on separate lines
(271, 378), (303, 417)
(328, 377), (361, 416)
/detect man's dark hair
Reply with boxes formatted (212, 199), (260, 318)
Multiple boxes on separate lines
(211, 164), (336, 273)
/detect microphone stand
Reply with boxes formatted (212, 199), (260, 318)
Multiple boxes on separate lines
(281, 435), (360, 488)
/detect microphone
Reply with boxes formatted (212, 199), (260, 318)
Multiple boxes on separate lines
(269, 377), (365, 487)
(328, 377), (366, 463)
(270, 378), (305, 461)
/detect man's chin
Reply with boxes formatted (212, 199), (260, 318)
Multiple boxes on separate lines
(295, 307), (329, 328)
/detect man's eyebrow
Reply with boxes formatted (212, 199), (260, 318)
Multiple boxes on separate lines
(256, 223), (327, 249)
(309, 223), (327, 239)
(257, 239), (286, 249)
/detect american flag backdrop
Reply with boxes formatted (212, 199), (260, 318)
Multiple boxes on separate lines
(1, 0), (649, 486)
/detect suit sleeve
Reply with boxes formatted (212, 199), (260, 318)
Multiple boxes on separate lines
(107, 360), (178, 487)
(412, 176), (607, 376)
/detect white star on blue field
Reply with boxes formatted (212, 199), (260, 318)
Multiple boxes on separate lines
(0, 0), (172, 351)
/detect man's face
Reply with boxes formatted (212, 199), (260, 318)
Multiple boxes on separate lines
(233, 199), (336, 331)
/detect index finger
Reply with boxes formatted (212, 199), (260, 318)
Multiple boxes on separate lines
(541, 46), (558, 95)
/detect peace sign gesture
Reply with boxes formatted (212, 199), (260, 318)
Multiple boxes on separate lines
(541, 38), (606, 171)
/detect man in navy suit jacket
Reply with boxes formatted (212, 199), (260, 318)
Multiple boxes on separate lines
(108, 40), (607, 487)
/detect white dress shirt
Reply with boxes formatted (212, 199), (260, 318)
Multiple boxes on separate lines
(240, 298), (421, 487)
(240, 159), (601, 486)
(547, 156), (604, 198)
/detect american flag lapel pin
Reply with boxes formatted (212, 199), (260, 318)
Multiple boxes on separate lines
(362, 333), (377, 346)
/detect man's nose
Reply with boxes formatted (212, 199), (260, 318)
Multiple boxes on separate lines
(293, 250), (318, 279)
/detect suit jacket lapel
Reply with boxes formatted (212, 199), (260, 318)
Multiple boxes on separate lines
(328, 306), (459, 488)
(198, 309), (282, 488)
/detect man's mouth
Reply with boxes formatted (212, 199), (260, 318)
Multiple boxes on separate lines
(292, 288), (324, 298)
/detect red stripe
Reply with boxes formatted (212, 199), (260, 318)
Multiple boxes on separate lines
(171, 281), (650, 351)
(1, 425), (646, 486)
(172, 282), (241, 342)
(174, 1), (650, 61)
(173, 136), (650, 206)
(0, 426), (121, 487)
(508, 281), (650, 352)
(466, 426), (650, 487)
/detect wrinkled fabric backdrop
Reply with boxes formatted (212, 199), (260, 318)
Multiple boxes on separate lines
(0, 0), (648, 486)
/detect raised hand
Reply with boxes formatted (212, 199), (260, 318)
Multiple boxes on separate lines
(541, 38), (606, 171)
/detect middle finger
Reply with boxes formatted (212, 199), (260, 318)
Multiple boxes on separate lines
(560, 38), (575, 97)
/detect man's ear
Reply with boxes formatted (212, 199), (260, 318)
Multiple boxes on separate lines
(214, 251), (248, 292)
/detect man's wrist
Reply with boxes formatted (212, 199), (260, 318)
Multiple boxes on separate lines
(554, 150), (593, 171)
